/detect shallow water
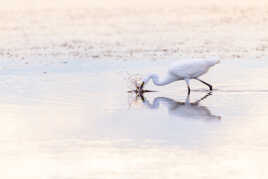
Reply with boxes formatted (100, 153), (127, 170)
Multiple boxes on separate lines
(0, 59), (268, 178)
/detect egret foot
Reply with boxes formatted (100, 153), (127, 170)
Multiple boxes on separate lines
(187, 86), (191, 95)
(185, 79), (191, 94)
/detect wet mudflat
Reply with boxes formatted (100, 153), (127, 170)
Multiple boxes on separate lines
(0, 59), (268, 178)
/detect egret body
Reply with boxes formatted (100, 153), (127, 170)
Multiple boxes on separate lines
(141, 58), (220, 93)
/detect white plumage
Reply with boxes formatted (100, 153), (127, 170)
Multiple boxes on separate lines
(141, 58), (220, 93)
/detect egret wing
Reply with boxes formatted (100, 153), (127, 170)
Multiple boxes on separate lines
(168, 59), (209, 79)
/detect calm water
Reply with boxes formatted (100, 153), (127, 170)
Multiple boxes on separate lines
(0, 59), (268, 178)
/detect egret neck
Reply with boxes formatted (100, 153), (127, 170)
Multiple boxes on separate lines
(143, 73), (178, 86)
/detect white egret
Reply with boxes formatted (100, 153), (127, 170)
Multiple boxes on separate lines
(140, 58), (220, 93)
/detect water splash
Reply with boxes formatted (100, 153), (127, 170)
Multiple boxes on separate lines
(127, 73), (143, 91)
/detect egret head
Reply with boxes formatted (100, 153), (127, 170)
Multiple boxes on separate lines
(132, 74), (158, 94)
(140, 74), (152, 91)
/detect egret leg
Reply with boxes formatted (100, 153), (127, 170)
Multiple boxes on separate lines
(196, 78), (213, 91)
(185, 92), (190, 105)
(185, 79), (191, 94)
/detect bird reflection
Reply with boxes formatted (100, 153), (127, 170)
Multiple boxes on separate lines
(132, 92), (221, 121)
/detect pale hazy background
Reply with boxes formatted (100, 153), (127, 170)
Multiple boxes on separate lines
(0, 0), (268, 61)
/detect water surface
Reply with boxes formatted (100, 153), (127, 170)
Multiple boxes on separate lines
(0, 59), (268, 178)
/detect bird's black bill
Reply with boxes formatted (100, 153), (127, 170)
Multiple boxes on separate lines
(140, 81), (145, 90)
(128, 80), (156, 96)
(127, 89), (156, 94)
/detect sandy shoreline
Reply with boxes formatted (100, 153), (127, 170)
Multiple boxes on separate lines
(0, 0), (268, 62)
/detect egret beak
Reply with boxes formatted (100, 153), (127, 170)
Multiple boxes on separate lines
(135, 81), (144, 94)
(140, 81), (145, 90)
